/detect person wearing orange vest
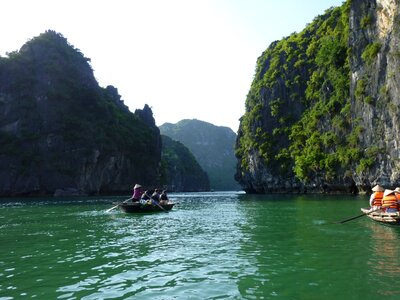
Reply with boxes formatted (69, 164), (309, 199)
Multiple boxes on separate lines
(382, 189), (399, 213)
(394, 187), (400, 210)
(369, 184), (384, 210)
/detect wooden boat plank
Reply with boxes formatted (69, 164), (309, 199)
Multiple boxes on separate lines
(361, 207), (400, 225)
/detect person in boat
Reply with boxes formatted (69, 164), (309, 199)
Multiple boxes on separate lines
(369, 184), (384, 210)
(159, 190), (169, 205)
(130, 184), (144, 202)
(382, 189), (399, 213)
(151, 189), (162, 201)
(394, 187), (400, 206)
(140, 190), (152, 204)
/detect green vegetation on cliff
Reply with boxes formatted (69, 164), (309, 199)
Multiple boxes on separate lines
(160, 135), (210, 192)
(0, 30), (161, 195)
(236, 2), (366, 186)
(160, 119), (240, 191)
(1, 31), (155, 159)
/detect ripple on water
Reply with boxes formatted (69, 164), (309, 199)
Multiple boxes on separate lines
(2, 193), (400, 299)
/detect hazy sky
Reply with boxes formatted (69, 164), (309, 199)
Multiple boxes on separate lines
(1, 0), (344, 132)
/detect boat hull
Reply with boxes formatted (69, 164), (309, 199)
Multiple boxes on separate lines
(361, 208), (400, 225)
(115, 202), (174, 213)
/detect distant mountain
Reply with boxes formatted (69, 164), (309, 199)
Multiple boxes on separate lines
(0, 30), (161, 196)
(160, 119), (241, 191)
(160, 135), (210, 192)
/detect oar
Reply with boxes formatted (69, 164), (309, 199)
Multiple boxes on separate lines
(337, 206), (385, 224)
(152, 199), (168, 213)
(105, 198), (131, 213)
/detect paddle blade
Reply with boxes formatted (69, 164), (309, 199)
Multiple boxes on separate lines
(106, 204), (119, 213)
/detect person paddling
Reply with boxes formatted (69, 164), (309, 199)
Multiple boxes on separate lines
(139, 190), (151, 204)
(130, 184), (144, 202)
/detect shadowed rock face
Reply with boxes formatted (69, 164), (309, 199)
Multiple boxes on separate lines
(160, 119), (240, 191)
(0, 31), (161, 196)
(161, 135), (210, 192)
(235, 0), (400, 194)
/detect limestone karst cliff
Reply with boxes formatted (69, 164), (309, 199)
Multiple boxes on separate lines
(0, 31), (161, 196)
(160, 119), (240, 191)
(349, 0), (400, 191)
(161, 135), (210, 192)
(236, 0), (400, 194)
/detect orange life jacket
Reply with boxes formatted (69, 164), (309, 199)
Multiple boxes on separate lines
(382, 193), (398, 210)
(372, 191), (384, 207)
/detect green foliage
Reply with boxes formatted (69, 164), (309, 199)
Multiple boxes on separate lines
(270, 98), (283, 117)
(364, 96), (373, 104)
(355, 78), (373, 104)
(287, 5), (353, 181)
(356, 146), (380, 174)
(361, 42), (381, 65)
(236, 3), (370, 183)
(0, 30), (160, 178)
(161, 135), (210, 189)
(355, 79), (366, 101)
(360, 15), (372, 28)
(160, 119), (239, 190)
(379, 85), (389, 97)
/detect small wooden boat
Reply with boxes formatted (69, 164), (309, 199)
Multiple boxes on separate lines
(113, 201), (175, 213)
(361, 208), (400, 225)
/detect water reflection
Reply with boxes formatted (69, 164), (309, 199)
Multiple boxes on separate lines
(2, 193), (400, 299)
(366, 222), (400, 297)
(55, 192), (251, 299)
(235, 193), (383, 299)
(235, 194), (294, 298)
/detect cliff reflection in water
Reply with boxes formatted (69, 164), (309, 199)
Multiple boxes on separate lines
(367, 222), (400, 297)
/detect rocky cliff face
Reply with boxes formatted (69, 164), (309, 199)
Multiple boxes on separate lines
(0, 31), (161, 196)
(349, 0), (400, 191)
(161, 135), (210, 192)
(236, 0), (400, 194)
(160, 119), (240, 191)
(236, 5), (351, 194)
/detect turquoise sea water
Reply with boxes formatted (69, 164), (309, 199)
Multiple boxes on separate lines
(1, 192), (400, 299)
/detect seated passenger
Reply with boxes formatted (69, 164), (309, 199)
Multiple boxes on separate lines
(140, 190), (151, 204)
(151, 189), (162, 201)
(159, 190), (169, 204)
(369, 184), (384, 210)
(394, 187), (400, 206)
(382, 189), (399, 213)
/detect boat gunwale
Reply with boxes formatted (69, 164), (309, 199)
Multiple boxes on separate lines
(361, 207), (400, 225)
(112, 201), (175, 213)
